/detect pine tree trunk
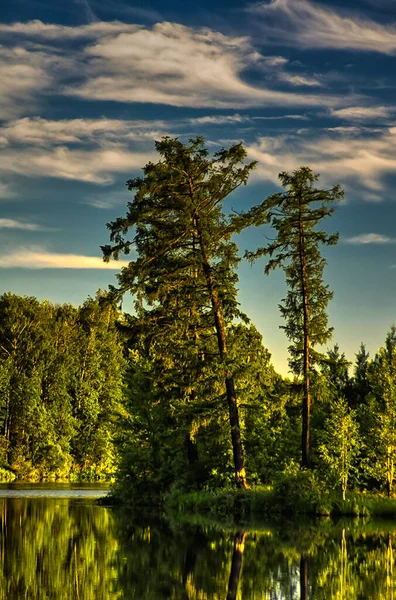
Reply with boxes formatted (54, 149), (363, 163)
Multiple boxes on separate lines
(195, 214), (247, 488)
(299, 215), (311, 468)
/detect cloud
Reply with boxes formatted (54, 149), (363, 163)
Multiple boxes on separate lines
(0, 145), (154, 183)
(246, 127), (396, 199)
(250, 0), (396, 54)
(0, 248), (130, 269)
(83, 190), (129, 209)
(0, 47), (57, 119)
(0, 219), (43, 231)
(1, 117), (167, 146)
(262, 56), (288, 67)
(344, 233), (396, 244)
(0, 184), (16, 199)
(71, 21), (339, 108)
(278, 73), (321, 87)
(188, 114), (251, 125)
(0, 20), (137, 39)
(326, 126), (366, 134)
(252, 114), (309, 120)
(0, 19), (341, 110)
(0, 117), (158, 183)
(330, 106), (394, 121)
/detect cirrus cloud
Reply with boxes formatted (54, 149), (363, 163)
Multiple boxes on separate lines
(0, 19), (343, 112)
(0, 219), (44, 231)
(344, 233), (396, 244)
(250, 0), (396, 54)
(0, 247), (130, 269)
(246, 126), (396, 200)
(330, 106), (394, 121)
(0, 145), (154, 184)
(0, 117), (157, 183)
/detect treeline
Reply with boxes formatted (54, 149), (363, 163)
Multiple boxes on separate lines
(118, 318), (396, 503)
(0, 292), (124, 480)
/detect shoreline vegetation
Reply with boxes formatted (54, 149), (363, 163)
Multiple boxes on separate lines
(165, 487), (396, 520)
(2, 137), (396, 510)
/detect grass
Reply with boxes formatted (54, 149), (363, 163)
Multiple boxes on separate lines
(166, 487), (396, 520)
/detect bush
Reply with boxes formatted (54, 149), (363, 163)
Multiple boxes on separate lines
(0, 467), (16, 482)
(273, 469), (330, 515)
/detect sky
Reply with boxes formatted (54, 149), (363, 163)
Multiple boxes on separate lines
(1, 0), (396, 374)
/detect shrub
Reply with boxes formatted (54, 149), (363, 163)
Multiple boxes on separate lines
(273, 469), (330, 515)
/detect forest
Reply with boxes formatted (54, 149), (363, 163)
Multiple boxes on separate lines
(2, 137), (396, 510)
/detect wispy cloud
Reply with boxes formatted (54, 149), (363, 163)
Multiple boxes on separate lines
(0, 248), (130, 269)
(0, 118), (157, 183)
(0, 20), (137, 39)
(252, 114), (309, 120)
(75, 0), (97, 23)
(0, 219), (44, 231)
(0, 184), (16, 199)
(87, 0), (163, 22)
(0, 20), (342, 111)
(0, 145), (154, 183)
(72, 22), (336, 108)
(83, 190), (129, 209)
(0, 117), (167, 146)
(250, 0), (396, 54)
(278, 73), (321, 87)
(0, 47), (57, 119)
(247, 127), (396, 200)
(330, 106), (394, 121)
(344, 233), (396, 244)
(188, 114), (251, 125)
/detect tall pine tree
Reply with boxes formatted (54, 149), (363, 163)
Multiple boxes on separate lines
(246, 167), (342, 467)
(102, 137), (256, 489)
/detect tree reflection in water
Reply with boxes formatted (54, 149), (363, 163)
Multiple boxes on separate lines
(227, 532), (246, 600)
(1, 497), (396, 599)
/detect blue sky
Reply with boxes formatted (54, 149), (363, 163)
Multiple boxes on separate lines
(1, 0), (396, 373)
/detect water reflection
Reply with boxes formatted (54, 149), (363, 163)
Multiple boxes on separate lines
(114, 516), (396, 599)
(1, 494), (396, 599)
(0, 497), (120, 599)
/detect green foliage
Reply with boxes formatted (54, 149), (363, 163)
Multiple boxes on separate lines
(245, 166), (342, 468)
(318, 397), (361, 499)
(0, 467), (16, 482)
(246, 167), (342, 374)
(272, 469), (331, 515)
(103, 137), (260, 496)
(0, 292), (124, 481)
(358, 326), (396, 495)
(243, 376), (301, 484)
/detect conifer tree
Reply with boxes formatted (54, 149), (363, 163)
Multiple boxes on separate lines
(246, 167), (343, 467)
(102, 137), (256, 489)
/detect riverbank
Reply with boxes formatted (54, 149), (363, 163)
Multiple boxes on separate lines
(166, 487), (396, 519)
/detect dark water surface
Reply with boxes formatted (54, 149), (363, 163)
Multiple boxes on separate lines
(1, 485), (396, 599)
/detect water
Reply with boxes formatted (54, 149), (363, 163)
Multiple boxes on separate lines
(0, 482), (109, 498)
(0, 485), (395, 599)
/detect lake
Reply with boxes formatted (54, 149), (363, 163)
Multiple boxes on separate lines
(1, 484), (395, 599)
